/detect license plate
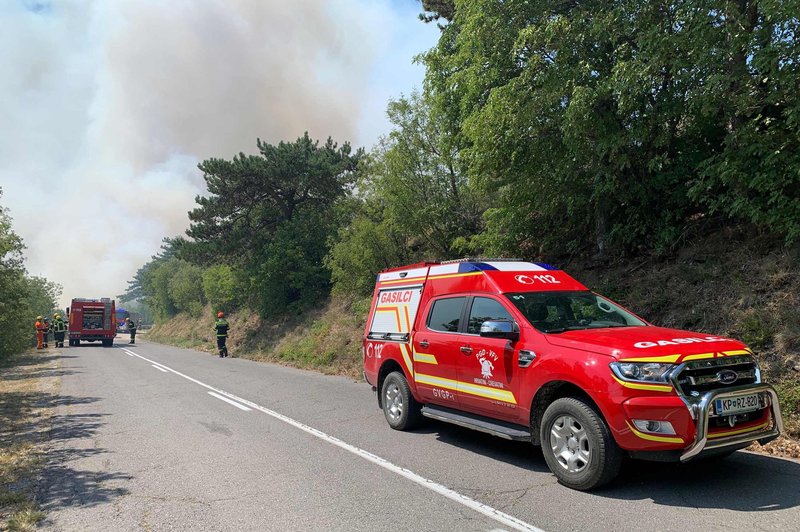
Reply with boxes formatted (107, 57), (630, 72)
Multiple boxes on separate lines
(715, 393), (762, 416)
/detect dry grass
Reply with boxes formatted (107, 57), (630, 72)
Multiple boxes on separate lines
(148, 298), (370, 378)
(0, 350), (59, 530)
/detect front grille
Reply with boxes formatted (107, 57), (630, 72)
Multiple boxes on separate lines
(673, 356), (759, 397)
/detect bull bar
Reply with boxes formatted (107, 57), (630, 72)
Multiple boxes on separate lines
(678, 383), (783, 462)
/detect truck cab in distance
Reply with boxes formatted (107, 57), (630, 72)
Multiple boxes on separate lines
(362, 259), (783, 490)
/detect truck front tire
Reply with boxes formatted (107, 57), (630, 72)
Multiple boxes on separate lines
(540, 397), (622, 491)
(381, 371), (421, 431)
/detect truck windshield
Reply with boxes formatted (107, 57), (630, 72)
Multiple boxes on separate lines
(506, 291), (646, 333)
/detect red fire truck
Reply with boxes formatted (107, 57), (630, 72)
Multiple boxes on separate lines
(363, 259), (783, 490)
(67, 298), (117, 347)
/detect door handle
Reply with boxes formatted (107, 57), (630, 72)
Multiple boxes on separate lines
(460, 346), (473, 355)
(419, 340), (429, 348)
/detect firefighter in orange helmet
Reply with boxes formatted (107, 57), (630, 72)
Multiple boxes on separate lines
(34, 316), (46, 349)
(215, 311), (229, 358)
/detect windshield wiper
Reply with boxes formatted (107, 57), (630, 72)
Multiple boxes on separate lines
(543, 327), (567, 333)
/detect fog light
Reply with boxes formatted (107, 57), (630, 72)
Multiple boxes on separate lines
(632, 419), (676, 435)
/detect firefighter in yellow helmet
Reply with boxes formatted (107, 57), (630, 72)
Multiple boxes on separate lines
(52, 313), (67, 348)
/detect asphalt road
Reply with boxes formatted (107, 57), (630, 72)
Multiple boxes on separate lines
(39, 337), (800, 531)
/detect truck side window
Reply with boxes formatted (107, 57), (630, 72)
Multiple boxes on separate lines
(467, 297), (514, 335)
(427, 297), (466, 333)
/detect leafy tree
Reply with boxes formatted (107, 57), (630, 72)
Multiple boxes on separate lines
(420, 0), (800, 258)
(25, 276), (62, 320)
(686, 0), (800, 242)
(326, 198), (415, 296)
(0, 189), (61, 356)
(327, 92), (485, 295)
(168, 261), (205, 316)
(201, 264), (237, 312)
(0, 191), (30, 357)
(146, 258), (181, 321)
(186, 133), (362, 315)
(119, 237), (184, 302)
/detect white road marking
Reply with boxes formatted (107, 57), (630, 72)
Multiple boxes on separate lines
(208, 391), (251, 411)
(119, 348), (544, 532)
(152, 364), (168, 373)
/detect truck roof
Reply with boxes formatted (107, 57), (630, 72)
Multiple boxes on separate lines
(376, 259), (588, 294)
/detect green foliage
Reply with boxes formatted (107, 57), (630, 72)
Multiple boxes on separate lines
(24, 277), (62, 321)
(0, 201), (30, 357)
(420, 0), (800, 256)
(0, 190), (61, 357)
(119, 237), (184, 303)
(419, 0), (455, 23)
(326, 92), (485, 295)
(186, 133), (362, 316)
(145, 258), (180, 322)
(202, 264), (237, 312)
(167, 262), (205, 317)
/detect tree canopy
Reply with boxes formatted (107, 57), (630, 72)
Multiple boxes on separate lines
(421, 0), (800, 255)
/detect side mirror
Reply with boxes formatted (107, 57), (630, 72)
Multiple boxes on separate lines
(480, 320), (519, 341)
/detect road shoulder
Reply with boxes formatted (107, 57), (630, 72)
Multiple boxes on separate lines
(0, 349), (60, 530)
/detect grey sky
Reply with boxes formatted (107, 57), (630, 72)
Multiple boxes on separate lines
(0, 0), (438, 308)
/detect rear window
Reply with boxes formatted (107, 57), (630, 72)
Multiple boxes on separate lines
(427, 297), (466, 333)
(367, 286), (423, 341)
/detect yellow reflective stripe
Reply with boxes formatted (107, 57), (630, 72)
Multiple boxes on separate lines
(681, 352), (718, 362)
(612, 375), (673, 392)
(708, 421), (770, 440)
(399, 344), (414, 378)
(379, 277), (427, 285)
(626, 422), (684, 444)
(414, 373), (517, 404)
(413, 352), (438, 365)
(619, 354), (681, 363)
(722, 350), (751, 356)
(427, 272), (484, 281)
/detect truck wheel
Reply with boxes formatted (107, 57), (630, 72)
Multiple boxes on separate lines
(540, 397), (622, 491)
(381, 371), (421, 431)
(102, 339), (113, 347)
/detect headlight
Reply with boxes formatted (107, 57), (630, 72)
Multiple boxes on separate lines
(610, 362), (673, 383)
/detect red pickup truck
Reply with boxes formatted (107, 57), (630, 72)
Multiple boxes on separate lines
(362, 259), (783, 490)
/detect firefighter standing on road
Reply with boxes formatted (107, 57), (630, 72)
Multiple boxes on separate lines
(127, 317), (137, 344)
(35, 316), (45, 349)
(53, 314), (67, 348)
(42, 317), (50, 348)
(215, 312), (229, 358)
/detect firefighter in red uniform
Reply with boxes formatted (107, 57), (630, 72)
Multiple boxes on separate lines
(35, 316), (45, 349)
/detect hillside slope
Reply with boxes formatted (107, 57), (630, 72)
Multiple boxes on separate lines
(148, 227), (799, 441)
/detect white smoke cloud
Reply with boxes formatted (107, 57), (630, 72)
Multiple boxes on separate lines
(0, 0), (437, 308)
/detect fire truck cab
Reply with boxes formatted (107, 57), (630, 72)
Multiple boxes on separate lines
(363, 259), (783, 490)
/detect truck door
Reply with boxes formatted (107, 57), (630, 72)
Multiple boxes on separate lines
(456, 296), (521, 422)
(412, 296), (467, 408)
